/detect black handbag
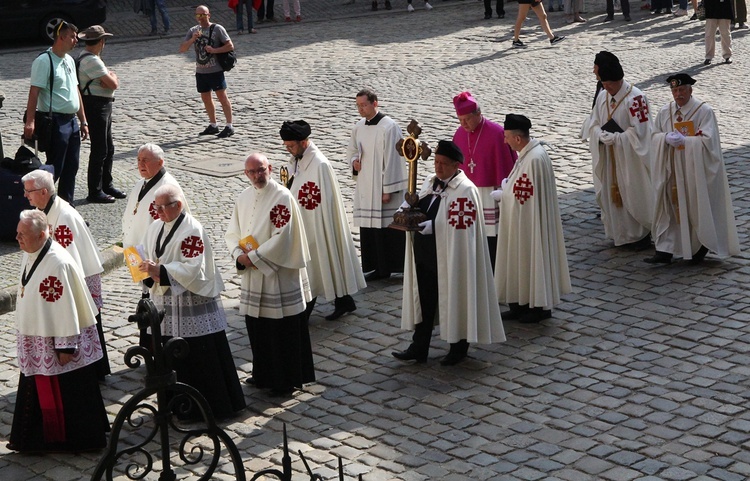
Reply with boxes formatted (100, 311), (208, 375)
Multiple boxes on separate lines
(208, 25), (237, 72)
(23, 52), (54, 152)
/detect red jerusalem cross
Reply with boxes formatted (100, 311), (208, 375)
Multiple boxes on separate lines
(270, 204), (291, 228)
(298, 181), (321, 210)
(149, 201), (159, 220)
(629, 95), (649, 123)
(447, 197), (477, 230)
(181, 235), (204, 258)
(514, 173), (534, 205)
(39, 275), (64, 302)
(54, 225), (74, 248)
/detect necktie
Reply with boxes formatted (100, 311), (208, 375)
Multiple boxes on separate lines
(610, 97), (616, 108)
(432, 179), (445, 191)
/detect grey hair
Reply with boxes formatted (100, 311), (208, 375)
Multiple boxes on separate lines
(21, 169), (55, 193)
(154, 184), (184, 206)
(19, 209), (48, 234)
(138, 143), (165, 161)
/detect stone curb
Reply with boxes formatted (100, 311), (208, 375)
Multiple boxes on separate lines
(0, 246), (124, 316)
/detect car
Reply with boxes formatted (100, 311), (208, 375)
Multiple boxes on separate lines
(0, 0), (107, 43)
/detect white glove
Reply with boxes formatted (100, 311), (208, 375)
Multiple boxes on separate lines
(665, 131), (685, 148)
(599, 131), (616, 146)
(417, 220), (433, 235)
(490, 189), (503, 202)
(396, 200), (410, 213)
(501, 178), (509, 190)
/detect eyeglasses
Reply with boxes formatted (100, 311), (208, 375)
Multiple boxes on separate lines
(23, 188), (44, 194)
(195, 13), (209, 17)
(154, 201), (178, 211)
(244, 167), (269, 176)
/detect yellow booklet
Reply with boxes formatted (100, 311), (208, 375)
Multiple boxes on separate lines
(239, 234), (259, 253)
(124, 245), (149, 282)
(673, 121), (695, 151)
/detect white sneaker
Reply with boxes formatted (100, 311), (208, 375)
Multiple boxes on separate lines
(425, 2), (433, 9)
(407, 4), (415, 11)
(674, 8), (687, 16)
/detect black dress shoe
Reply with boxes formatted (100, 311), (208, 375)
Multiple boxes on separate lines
(269, 387), (295, 397)
(621, 234), (651, 251)
(644, 251), (673, 264)
(519, 307), (552, 324)
(440, 351), (467, 366)
(104, 187), (127, 199)
(501, 302), (529, 321)
(244, 376), (256, 385)
(689, 245), (709, 264)
(325, 295), (356, 320)
(87, 192), (116, 204)
(392, 350), (427, 363)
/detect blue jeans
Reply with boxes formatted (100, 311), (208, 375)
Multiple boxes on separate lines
(47, 114), (81, 204)
(236, 0), (255, 31)
(150, 0), (170, 32)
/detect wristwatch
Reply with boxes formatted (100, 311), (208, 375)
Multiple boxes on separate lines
(82, 122), (89, 126)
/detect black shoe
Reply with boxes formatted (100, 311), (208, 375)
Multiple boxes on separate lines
(689, 245), (709, 264)
(724, 58), (733, 64)
(87, 192), (116, 204)
(484, 13), (492, 19)
(244, 376), (256, 385)
(704, 59), (712, 65)
(690, 13), (697, 19)
(199, 125), (220, 135)
(104, 187), (127, 199)
(604, 15), (614, 21)
(325, 295), (356, 321)
(217, 126), (235, 138)
(519, 307), (552, 324)
(269, 387), (295, 397)
(440, 351), (467, 366)
(644, 251), (673, 264)
(550, 35), (566, 45)
(392, 350), (427, 363)
(501, 302), (529, 321)
(498, 13), (505, 18)
(385, 0), (392, 9)
(624, 15), (631, 21)
(364, 271), (389, 282)
(621, 234), (651, 251)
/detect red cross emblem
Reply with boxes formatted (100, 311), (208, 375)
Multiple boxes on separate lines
(149, 201), (159, 220)
(270, 204), (291, 228)
(514, 173), (534, 205)
(181, 235), (204, 258)
(54, 225), (74, 248)
(629, 95), (649, 123)
(298, 181), (321, 210)
(39, 275), (63, 302)
(447, 197), (477, 230)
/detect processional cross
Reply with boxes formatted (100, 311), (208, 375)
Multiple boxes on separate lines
(389, 119), (432, 231)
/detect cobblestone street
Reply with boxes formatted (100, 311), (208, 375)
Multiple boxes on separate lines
(0, 1), (749, 479)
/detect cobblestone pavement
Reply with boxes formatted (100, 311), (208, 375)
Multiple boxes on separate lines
(1, 2), (750, 480)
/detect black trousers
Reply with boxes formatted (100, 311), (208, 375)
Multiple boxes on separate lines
(258, 0), (276, 19)
(485, 0), (505, 15)
(607, 0), (630, 16)
(83, 96), (115, 196)
(360, 226), (405, 276)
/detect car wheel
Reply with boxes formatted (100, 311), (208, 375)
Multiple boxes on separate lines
(40, 14), (74, 43)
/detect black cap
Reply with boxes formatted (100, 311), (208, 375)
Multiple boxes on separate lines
(279, 120), (311, 141)
(666, 73), (696, 88)
(435, 140), (464, 164)
(594, 51), (624, 82)
(504, 114), (532, 134)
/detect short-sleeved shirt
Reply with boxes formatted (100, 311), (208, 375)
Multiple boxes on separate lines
(76, 52), (114, 99)
(30, 48), (80, 114)
(184, 23), (230, 74)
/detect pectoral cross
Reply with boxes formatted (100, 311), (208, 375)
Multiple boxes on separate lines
(468, 159), (477, 174)
(675, 109), (683, 123)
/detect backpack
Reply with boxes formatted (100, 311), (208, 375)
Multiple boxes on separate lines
(208, 24), (237, 72)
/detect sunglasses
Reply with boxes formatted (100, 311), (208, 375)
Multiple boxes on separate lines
(195, 13), (209, 17)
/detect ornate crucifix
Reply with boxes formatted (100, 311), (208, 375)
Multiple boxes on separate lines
(390, 119), (432, 231)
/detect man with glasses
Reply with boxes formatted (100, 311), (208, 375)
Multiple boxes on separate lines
(179, 5), (236, 139)
(24, 21), (89, 205)
(225, 153), (315, 397)
(20, 169), (110, 380)
(138, 184), (246, 420)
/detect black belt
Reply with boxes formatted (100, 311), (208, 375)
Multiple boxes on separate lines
(51, 112), (76, 121)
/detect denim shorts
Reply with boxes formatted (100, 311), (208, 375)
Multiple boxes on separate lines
(196, 71), (227, 93)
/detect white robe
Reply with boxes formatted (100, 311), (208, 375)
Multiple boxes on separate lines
(402, 172), (505, 344)
(225, 178), (311, 319)
(46, 196), (103, 278)
(143, 212), (227, 338)
(496, 140), (572, 309)
(287, 141), (366, 300)
(588, 81), (654, 245)
(651, 97), (740, 259)
(346, 114), (407, 228)
(122, 170), (189, 249)
(16, 240), (102, 376)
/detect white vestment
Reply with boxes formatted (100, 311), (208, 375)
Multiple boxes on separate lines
(16, 240), (102, 376)
(496, 140), (572, 309)
(122, 169), (189, 249)
(143, 212), (227, 338)
(588, 81), (654, 245)
(226, 178), (311, 319)
(651, 97), (740, 259)
(287, 141), (366, 300)
(46, 196), (103, 278)
(346, 113), (407, 228)
(402, 172), (505, 344)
